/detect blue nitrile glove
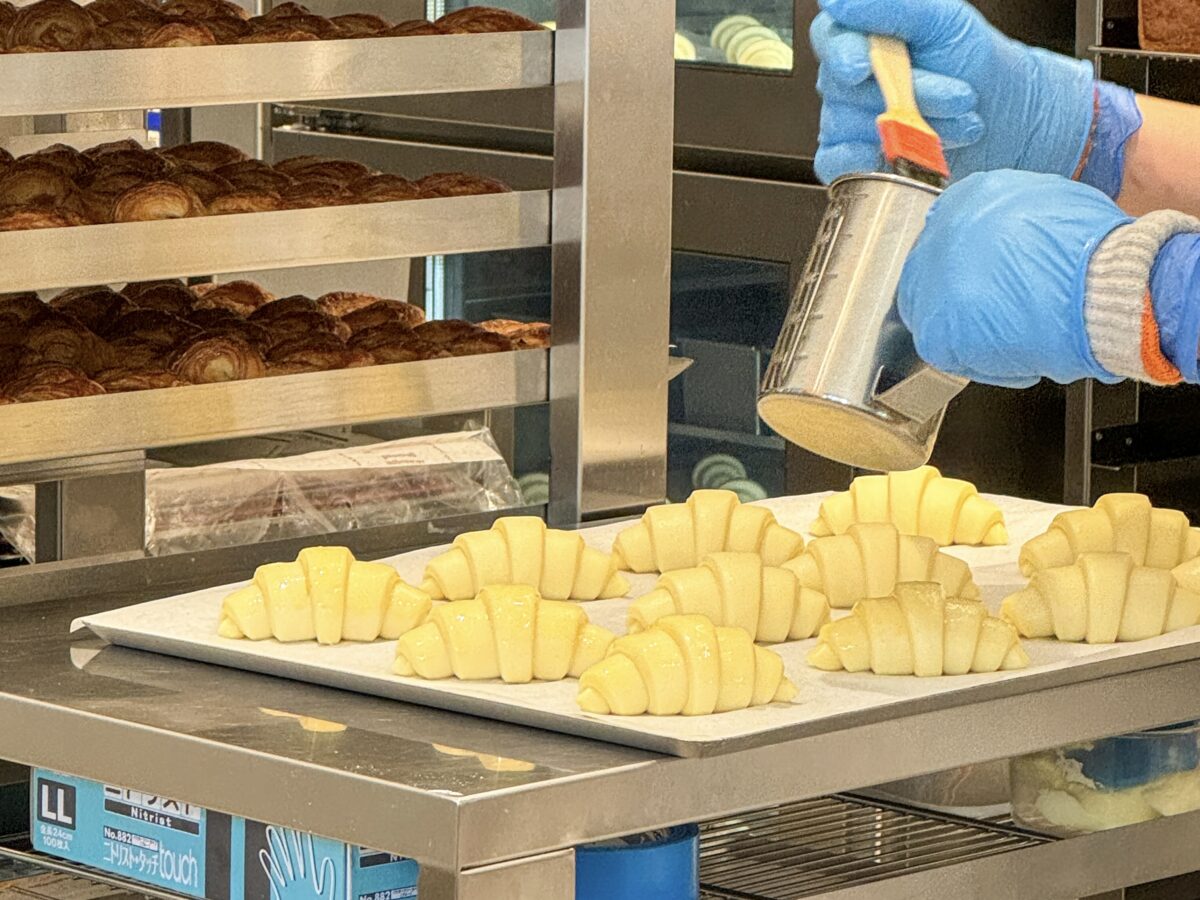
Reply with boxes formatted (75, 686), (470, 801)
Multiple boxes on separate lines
(811, 0), (1096, 186)
(898, 171), (1130, 388)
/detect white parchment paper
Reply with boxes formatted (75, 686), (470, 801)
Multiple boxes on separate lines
(76, 493), (1200, 756)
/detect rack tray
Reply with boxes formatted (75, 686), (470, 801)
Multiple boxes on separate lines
(0, 32), (553, 118)
(0, 349), (547, 464)
(0, 191), (550, 293)
(77, 493), (1200, 757)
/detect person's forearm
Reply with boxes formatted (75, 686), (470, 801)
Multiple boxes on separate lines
(1118, 96), (1200, 218)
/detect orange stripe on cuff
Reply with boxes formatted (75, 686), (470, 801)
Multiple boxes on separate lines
(1141, 291), (1183, 384)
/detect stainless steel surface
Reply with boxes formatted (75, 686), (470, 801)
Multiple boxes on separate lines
(698, 794), (1048, 899)
(549, 0), (675, 524)
(0, 33), (552, 118)
(0, 192), (550, 293)
(5, 585), (1200, 877)
(420, 850), (575, 900)
(0, 350), (546, 465)
(759, 172), (966, 471)
(1089, 45), (1200, 61)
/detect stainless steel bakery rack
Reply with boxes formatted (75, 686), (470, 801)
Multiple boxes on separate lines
(0, 0), (675, 559)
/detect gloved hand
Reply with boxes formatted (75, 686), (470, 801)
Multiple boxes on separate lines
(899, 171), (1130, 388)
(811, 0), (1096, 186)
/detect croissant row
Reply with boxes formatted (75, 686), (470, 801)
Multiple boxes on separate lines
(1002, 552), (1200, 643)
(783, 523), (978, 610)
(1019, 493), (1200, 576)
(219, 546), (432, 644)
(628, 551), (830, 642)
(420, 515), (629, 602)
(613, 489), (806, 574)
(577, 614), (797, 716)
(393, 585), (615, 683)
(810, 466), (1008, 547)
(808, 583), (1029, 676)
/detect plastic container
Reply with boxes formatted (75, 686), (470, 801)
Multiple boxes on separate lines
(1011, 721), (1200, 837)
(575, 825), (699, 900)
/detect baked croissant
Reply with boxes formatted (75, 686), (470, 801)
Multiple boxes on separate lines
(1001, 552), (1200, 643)
(10, 0), (97, 50)
(435, 6), (545, 33)
(169, 334), (266, 383)
(577, 614), (797, 716)
(393, 584), (615, 682)
(112, 181), (205, 222)
(218, 546), (431, 644)
(808, 583), (1028, 676)
(783, 522), (978, 609)
(810, 466), (1009, 546)
(613, 489), (806, 574)
(1019, 493), (1200, 576)
(628, 551), (831, 642)
(420, 515), (629, 601)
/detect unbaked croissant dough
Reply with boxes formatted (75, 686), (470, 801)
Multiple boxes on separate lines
(419, 516), (629, 602)
(1019, 494), (1200, 576)
(808, 583), (1029, 676)
(577, 614), (797, 716)
(782, 523), (979, 610)
(393, 585), (615, 683)
(628, 551), (831, 642)
(612, 489), (805, 574)
(1002, 552), (1200, 643)
(219, 546), (431, 644)
(810, 466), (1008, 546)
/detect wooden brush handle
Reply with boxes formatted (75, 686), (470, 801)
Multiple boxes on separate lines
(869, 35), (937, 136)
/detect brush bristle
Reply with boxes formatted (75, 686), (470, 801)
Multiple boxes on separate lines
(878, 119), (950, 183)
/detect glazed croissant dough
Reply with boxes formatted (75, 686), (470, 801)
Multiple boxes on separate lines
(219, 546), (431, 644)
(612, 489), (805, 574)
(393, 585), (615, 683)
(1002, 552), (1200, 643)
(577, 614), (797, 716)
(808, 583), (1029, 676)
(1019, 493), (1200, 576)
(420, 516), (628, 602)
(782, 523), (978, 610)
(810, 466), (1008, 546)
(628, 551), (830, 642)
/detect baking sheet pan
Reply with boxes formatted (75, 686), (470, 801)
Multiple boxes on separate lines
(76, 494), (1200, 757)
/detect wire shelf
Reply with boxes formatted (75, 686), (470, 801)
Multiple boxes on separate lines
(1089, 45), (1200, 63)
(698, 794), (1050, 900)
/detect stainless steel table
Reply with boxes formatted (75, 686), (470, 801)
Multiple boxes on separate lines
(4, 588), (1200, 899)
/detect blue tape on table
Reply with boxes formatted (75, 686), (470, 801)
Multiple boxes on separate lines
(576, 825), (699, 900)
(1064, 720), (1200, 791)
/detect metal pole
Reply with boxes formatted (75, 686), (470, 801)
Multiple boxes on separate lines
(548, 0), (675, 526)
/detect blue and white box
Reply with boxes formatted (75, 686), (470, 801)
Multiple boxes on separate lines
(31, 769), (419, 900)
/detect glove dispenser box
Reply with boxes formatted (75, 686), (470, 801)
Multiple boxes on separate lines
(30, 770), (419, 900)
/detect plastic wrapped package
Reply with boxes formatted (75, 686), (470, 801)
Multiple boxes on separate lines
(1011, 722), (1200, 836)
(0, 429), (522, 561)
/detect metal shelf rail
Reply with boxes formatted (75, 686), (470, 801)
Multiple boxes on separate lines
(0, 0), (675, 564)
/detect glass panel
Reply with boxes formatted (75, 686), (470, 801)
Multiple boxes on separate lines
(442, 248), (792, 503)
(431, 0), (796, 72)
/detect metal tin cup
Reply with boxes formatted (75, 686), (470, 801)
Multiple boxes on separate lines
(758, 173), (968, 472)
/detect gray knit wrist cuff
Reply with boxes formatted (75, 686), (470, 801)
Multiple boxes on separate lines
(1085, 210), (1200, 382)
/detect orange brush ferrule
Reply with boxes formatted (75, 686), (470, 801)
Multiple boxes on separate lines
(869, 35), (951, 186)
(877, 118), (950, 181)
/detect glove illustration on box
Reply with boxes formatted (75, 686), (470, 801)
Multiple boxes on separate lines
(219, 547), (432, 644)
(420, 516), (628, 601)
(783, 523), (977, 610)
(808, 583), (1028, 676)
(259, 827), (338, 900)
(1002, 552), (1200, 643)
(810, 466), (1007, 546)
(577, 614), (796, 716)
(613, 489), (805, 574)
(627, 552), (830, 642)
(393, 585), (615, 683)
(1020, 493), (1200, 576)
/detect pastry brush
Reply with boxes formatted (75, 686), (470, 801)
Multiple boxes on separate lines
(869, 35), (950, 188)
